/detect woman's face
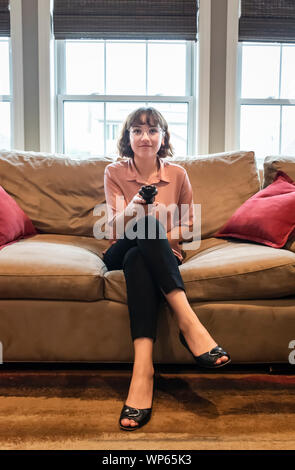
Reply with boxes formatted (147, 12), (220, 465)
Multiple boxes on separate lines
(129, 114), (165, 160)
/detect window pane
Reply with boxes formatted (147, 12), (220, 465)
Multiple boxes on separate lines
(241, 44), (280, 99)
(0, 102), (10, 149)
(149, 102), (188, 156)
(0, 41), (10, 94)
(240, 105), (280, 159)
(64, 102), (104, 156)
(281, 46), (295, 99)
(148, 43), (186, 96)
(106, 42), (146, 95)
(106, 102), (145, 155)
(66, 41), (104, 94)
(281, 106), (295, 155)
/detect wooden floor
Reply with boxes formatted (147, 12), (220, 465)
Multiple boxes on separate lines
(0, 364), (294, 450)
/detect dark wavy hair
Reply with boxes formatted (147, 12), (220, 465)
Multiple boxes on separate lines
(117, 107), (174, 159)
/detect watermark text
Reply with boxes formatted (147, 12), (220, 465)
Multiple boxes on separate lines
(288, 340), (295, 365)
(93, 199), (202, 250)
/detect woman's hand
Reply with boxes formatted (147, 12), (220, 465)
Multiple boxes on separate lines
(166, 229), (182, 252)
(125, 193), (158, 216)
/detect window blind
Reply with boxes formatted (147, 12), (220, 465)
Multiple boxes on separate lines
(239, 0), (295, 43)
(53, 0), (198, 40)
(0, 0), (10, 37)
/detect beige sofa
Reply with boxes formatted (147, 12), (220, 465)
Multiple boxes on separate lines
(0, 149), (294, 364)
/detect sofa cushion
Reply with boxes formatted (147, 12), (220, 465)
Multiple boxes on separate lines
(263, 156), (295, 253)
(263, 155), (295, 188)
(285, 237), (295, 254)
(169, 150), (260, 239)
(0, 150), (260, 242)
(0, 234), (107, 301)
(104, 239), (295, 303)
(0, 150), (114, 237)
(214, 171), (295, 248)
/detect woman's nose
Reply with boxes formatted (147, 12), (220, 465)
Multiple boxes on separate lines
(141, 131), (150, 140)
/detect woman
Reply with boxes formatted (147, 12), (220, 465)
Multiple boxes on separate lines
(103, 107), (231, 431)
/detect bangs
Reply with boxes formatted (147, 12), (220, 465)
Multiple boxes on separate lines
(128, 108), (164, 129)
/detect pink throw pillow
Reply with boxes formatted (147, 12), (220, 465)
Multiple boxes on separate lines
(0, 185), (37, 249)
(214, 171), (295, 248)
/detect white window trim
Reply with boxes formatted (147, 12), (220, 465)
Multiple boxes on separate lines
(197, 0), (211, 155)
(56, 39), (196, 157)
(0, 33), (13, 148)
(224, 0), (240, 152)
(10, 0), (24, 150)
(0, 38), (11, 141)
(0, 91), (11, 149)
(38, 0), (56, 153)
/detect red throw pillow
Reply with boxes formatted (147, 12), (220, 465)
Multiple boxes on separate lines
(0, 185), (37, 249)
(214, 171), (295, 248)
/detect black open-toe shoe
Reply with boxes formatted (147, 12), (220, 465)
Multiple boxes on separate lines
(179, 331), (231, 369)
(119, 404), (152, 431)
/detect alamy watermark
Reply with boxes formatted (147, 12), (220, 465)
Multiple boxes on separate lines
(93, 198), (202, 250)
(289, 340), (295, 365)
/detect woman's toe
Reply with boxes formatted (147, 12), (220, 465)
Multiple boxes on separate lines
(215, 355), (228, 365)
(121, 418), (131, 427)
(220, 355), (228, 363)
(121, 418), (138, 427)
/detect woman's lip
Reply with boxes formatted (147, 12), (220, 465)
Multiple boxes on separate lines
(139, 145), (152, 147)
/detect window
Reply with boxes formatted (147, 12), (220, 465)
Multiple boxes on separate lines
(238, 1), (295, 166)
(55, 39), (196, 158)
(0, 37), (11, 149)
(238, 41), (295, 166)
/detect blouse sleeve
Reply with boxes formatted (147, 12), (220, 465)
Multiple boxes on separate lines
(104, 165), (126, 239)
(178, 169), (195, 229)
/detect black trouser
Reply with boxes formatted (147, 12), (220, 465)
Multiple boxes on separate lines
(103, 215), (185, 342)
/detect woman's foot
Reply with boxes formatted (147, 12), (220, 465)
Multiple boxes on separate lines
(180, 318), (229, 366)
(120, 366), (154, 429)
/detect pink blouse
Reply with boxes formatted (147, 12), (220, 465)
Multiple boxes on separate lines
(103, 157), (195, 262)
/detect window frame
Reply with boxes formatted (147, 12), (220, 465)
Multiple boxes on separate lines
(238, 41), (295, 164)
(0, 37), (13, 149)
(55, 39), (197, 157)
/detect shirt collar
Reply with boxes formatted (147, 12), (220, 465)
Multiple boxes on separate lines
(126, 157), (171, 184)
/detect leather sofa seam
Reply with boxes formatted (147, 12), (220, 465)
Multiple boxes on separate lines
(181, 262), (295, 282)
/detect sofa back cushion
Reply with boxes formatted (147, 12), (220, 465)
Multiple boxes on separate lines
(0, 150), (113, 237)
(263, 155), (295, 188)
(263, 156), (295, 254)
(170, 150), (260, 239)
(0, 149), (260, 239)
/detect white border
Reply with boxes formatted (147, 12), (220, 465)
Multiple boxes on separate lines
(10, 0), (25, 150)
(197, 0), (211, 154)
(38, 0), (55, 152)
